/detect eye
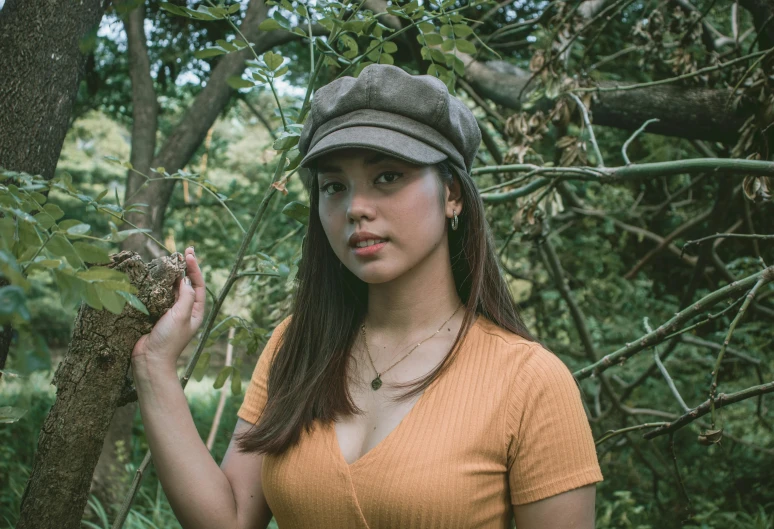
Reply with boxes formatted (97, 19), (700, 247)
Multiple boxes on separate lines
(320, 182), (344, 196)
(375, 171), (403, 184)
(319, 172), (403, 196)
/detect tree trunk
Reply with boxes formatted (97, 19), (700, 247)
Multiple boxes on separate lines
(121, 0), (327, 252)
(16, 251), (184, 529)
(88, 3), (161, 515)
(0, 0), (104, 179)
(0, 0), (105, 382)
(461, 58), (755, 144)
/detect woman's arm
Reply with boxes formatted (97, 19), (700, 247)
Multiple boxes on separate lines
(133, 357), (243, 529)
(134, 360), (272, 529)
(220, 418), (273, 529)
(513, 484), (597, 529)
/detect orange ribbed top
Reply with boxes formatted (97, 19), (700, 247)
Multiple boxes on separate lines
(237, 314), (603, 528)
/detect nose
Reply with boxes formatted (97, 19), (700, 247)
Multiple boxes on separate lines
(346, 186), (376, 223)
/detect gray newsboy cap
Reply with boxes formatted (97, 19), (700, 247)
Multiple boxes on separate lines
(298, 64), (481, 181)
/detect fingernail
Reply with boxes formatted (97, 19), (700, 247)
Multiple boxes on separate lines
(191, 246), (195, 256)
(184, 276), (191, 287)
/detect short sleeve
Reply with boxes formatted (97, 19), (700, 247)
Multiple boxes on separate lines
(506, 344), (603, 505)
(237, 315), (292, 424)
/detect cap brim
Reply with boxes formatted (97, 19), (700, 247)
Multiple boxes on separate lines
(299, 126), (448, 169)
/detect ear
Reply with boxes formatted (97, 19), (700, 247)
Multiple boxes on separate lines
(445, 171), (464, 218)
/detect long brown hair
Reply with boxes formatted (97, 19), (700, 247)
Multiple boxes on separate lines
(236, 159), (538, 455)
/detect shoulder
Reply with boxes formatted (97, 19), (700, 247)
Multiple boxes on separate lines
(272, 314), (293, 337)
(473, 315), (579, 396)
(473, 315), (560, 370)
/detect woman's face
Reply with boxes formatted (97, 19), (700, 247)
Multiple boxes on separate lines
(315, 147), (461, 284)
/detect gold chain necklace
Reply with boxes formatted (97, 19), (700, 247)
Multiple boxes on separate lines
(359, 303), (463, 391)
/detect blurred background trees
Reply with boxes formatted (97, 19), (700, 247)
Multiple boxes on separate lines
(1, 0), (773, 527)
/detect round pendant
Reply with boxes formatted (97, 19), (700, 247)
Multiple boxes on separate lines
(371, 376), (382, 390)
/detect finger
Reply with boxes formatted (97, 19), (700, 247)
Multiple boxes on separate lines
(175, 270), (196, 323)
(174, 276), (183, 303)
(184, 247), (206, 323)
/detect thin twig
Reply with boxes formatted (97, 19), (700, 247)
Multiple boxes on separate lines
(622, 118), (659, 165)
(573, 265), (774, 380)
(708, 276), (768, 428)
(644, 318), (691, 412)
(567, 92), (604, 167)
(572, 48), (771, 93)
(682, 232), (774, 255)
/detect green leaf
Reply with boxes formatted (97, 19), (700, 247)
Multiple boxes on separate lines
(259, 18), (283, 31)
(281, 201), (310, 225)
(428, 63), (449, 77)
(194, 47), (228, 59)
(340, 34), (359, 59)
(73, 242), (111, 264)
(378, 53), (394, 65)
(96, 284), (127, 314)
(231, 371), (242, 395)
(47, 233), (81, 267)
(440, 24), (454, 37)
(455, 39), (477, 54)
(65, 223), (91, 239)
(418, 22), (435, 33)
(192, 352), (211, 382)
(227, 76), (255, 89)
(430, 48), (446, 63)
(382, 41), (397, 53)
(0, 407), (27, 424)
(273, 132), (300, 151)
(159, 2), (187, 16)
(43, 203), (65, 220)
(274, 65), (289, 77)
(32, 258), (63, 269)
(53, 268), (83, 310)
(453, 24), (473, 37)
(216, 39), (238, 52)
(441, 39), (455, 51)
(452, 55), (465, 76)
(252, 71), (268, 83)
(77, 266), (127, 282)
(83, 282), (103, 310)
(0, 285), (30, 321)
(263, 51), (284, 71)
(33, 211), (56, 230)
(213, 366), (234, 389)
(116, 290), (148, 316)
(101, 228), (151, 243)
(227, 3), (241, 14)
(423, 33), (443, 46)
(367, 47), (382, 62)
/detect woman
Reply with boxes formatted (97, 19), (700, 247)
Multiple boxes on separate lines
(131, 64), (603, 529)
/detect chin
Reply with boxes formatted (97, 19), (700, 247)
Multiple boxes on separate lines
(347, 262), (402, 284)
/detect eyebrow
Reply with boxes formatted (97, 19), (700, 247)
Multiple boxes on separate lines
(316, 153), (398, 174)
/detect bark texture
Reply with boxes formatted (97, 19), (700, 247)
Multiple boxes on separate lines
(16, 251), (184, 529)
(0, 0), (104, 179)
(462, 59), (754, 144)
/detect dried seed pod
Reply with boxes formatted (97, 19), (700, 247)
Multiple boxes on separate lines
(697, 427), (724, 446)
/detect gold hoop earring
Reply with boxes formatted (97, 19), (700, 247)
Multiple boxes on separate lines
(451, 210), (459, 231)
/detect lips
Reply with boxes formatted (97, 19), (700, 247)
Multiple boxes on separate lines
(352, 237), (388, 248)
(348, 231), (389, 248)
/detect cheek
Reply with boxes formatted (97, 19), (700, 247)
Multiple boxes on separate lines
(391, 191), (445, 245)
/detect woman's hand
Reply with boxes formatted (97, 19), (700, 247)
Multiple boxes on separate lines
(132, 246), (206, 372)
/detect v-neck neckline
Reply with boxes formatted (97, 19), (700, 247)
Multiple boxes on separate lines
(328, 314), (482, 470)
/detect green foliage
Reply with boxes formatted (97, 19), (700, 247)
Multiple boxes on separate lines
(0, 169), (151, 332)
(5, 1), (774, 527)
